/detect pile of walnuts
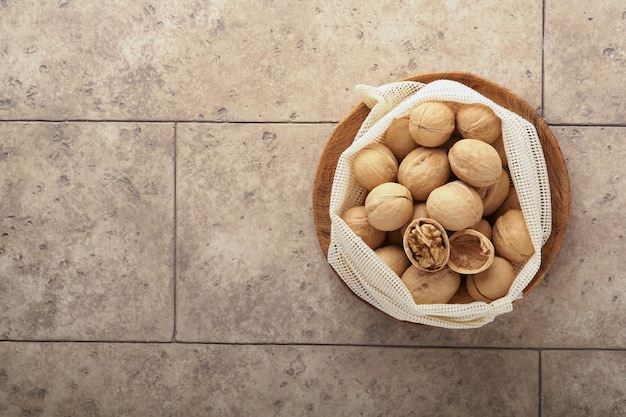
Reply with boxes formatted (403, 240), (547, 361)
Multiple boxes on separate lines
(342, 101), (534, 305)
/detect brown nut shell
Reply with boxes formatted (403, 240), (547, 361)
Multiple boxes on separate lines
(491, 187), (521, 220)
(375, 245), (411, 277)
(352, 142), (398, 190)
(478, 168), (510, 216)
(447, 229), (495, 274)
(469, 219), (492, 240)
(401, 266), (461, 304)
(456, 103), (502, 144)
(442, 101), (463, 115)
(383, 117), (418, 160)
(492, 209), (535, 263)
(466, 256), (516, 302)
(341, 205), (386, 250)
(403, 218), (450, 272)
(448, 282), (476, 304)
(365, 182), (414, 232)
(396, 202), (430, 242)
(398, 147), (451, 201)
(426, 180), (484, 231)
(408, 102), (455, 147)
(448, 139), (502, 188)
(491, 134), (508, 167)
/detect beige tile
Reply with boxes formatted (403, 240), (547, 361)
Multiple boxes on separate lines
(545, 2), (626, 124)
(0, 0), (541, 121)
(0, 342), (538, 417)
(542, 350), (626, 416)
(0, 122), (174, 340)
(175, 122), (358, 342)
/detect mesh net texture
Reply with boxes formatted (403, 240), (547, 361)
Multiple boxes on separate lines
(328, 80), (552, 329)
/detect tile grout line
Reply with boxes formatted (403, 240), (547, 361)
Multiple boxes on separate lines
(0, 339), (625, 352)
(171, 122), (178, 342)
(0, 119), (341, 125)
(538, 349), (543, 417)
(1, 119), (625, 128)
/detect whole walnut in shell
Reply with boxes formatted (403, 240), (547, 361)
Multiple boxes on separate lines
(448, 283), (476, 304)
(426, 181), (484, 231)
(401, 266), (461, 304)
(466, 256), (516, 302)
(456, 103), (502, 144)
(492, 187), (521, 220)
(341, 205), (386, 250)
(352, 142), (398, 190)
(408, 102), (455, 147)
(449, 139), (502, 188)
(375, 245), (411, 277)
(398, 147), (451, 201)
(492, 209), (534, 263)
(491, 134), (508, 167)
(383, 117), (418, 160)
(365, 182), (414, 231)
(478, 169), (510, 216)
(447, 229), (495, 274)
(469, 219), (492, 240)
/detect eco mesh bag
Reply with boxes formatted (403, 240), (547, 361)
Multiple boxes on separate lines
(328, 79), (552, 328)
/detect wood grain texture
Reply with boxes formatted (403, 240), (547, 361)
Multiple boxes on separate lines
(312, 71), (570, 299)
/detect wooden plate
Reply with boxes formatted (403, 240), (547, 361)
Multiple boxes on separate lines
(312, 72), (570, 298)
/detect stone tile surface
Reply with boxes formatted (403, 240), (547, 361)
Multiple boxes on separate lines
(0, 0), (542, 121)
(175, 122), (356, 343)
(545, 1), (626, 124)
(0, 342), (539, 417)
(0, 122), (174, 340)
(542, 350), (626, 417)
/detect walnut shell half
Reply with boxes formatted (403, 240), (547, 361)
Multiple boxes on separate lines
(447, 229), (495, 274)
(403, 218), (450, 272)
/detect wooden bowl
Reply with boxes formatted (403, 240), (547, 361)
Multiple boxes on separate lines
(312, 72), (570, 300)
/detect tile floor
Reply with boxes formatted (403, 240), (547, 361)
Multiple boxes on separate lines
(0, 1), (624, 416)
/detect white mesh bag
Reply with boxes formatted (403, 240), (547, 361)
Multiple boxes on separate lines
(328, 79), (551, 328)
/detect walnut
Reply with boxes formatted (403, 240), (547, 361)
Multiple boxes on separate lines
(466, 256), (516, 302)
(402, 218), (450, 272)
(456, 103), (502, 144)
(341, 205), (386, 250)
(490, 134), (508, 167)
(469, 219), (492, 240)
(408, 102), (456, 147)
(364, 182), (414, 231)
(492, 209), (534, 263)
(383, 117), (418, 160)
(448, 138), (502, 188)
(447, 229), (495, 274)
(398, 147), (451, 201)
(491, 186), (521, 220)
(401, 266), (461, 304)
(426, 180), (484, 231)
(375, 245), (411, 277)
(352, 142), (398, 190)
(478, 168), (510, 216)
